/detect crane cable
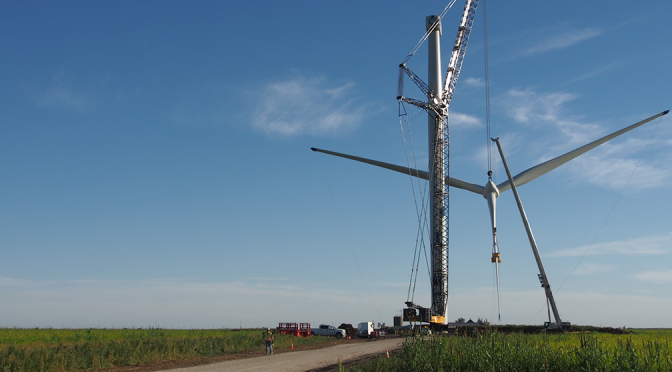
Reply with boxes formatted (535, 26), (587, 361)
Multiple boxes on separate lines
(315, 154), (382, 321)
(483, 0), (492, 175)
(480, 0), (501, 322)
(403, 0), (459, 64)
(398, 102), (432, 303)
(398, 0), (461, 303)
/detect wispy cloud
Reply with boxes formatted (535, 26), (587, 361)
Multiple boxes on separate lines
(499, 89), (671, 190)
(564, 62), (619, 86)
(35, 72), (88, 111)
(634, 270), (672, 284)
(373, 281), (409, 289)
(0, 276), (397, 328)
(251, 75), (374, 137)
(564, 117), (672, 190)
(242, 277), (289, 281)
(504, 89), (575, 124)
(518, 27), (602, 57)
(502, 88), (600, 145)
(568, 151), (670, 190)
(462, 77), (484, 87)
(450, 112), (482, 129)
(548, 233), (672, 257)
(572, 263), (616, 275)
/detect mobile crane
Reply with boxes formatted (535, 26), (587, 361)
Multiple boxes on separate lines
(397, 0), (479, 326)
(311, 0), (668, 330)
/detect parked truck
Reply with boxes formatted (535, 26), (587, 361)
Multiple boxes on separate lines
(544, 321), (572, 332)
(358, 322), (374, 338)
(311, 324), (346, 339)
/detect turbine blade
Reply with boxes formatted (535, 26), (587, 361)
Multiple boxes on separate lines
(496, 110), (669, 192)
(311, 147), (485, 194)
(449, 177), (486, 195)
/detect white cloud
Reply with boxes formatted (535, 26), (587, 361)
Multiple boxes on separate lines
(503, 89), (573, 124)
(450, 112), (482, 129)
(564, 62), (619, 85)
(501, 88), (602, 150)
(0, 276), (34, 287)
(634, 270), (672, 284)
(549, 233), (672, 257)
(0, 276), (397, 328)
(3, 276), (671, 328)
(251, 75), (374, 137)
(519, 27), (602, 57)
(499, 89), (672, 190)
(571, 263), (616, 275)
(35, 72), (88, 111)
(462, 77), (484, 87)
(564, 120), (672, 190)
(568, 152), (670, 190)
(503, 89), (594, 138)
(243, 277), (289, 281)
(373, 281), (410, 289)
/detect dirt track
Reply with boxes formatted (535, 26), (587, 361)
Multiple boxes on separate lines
(168, 337), (402, 372)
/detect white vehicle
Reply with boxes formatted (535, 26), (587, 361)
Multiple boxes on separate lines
(311, 324), (346, 339)
(358, 322), (374, 337)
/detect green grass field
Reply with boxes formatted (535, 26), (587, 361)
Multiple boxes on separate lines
(4, 327), (671, 371)
(0, 327), (331, 372)
(345, 329), (672, 372)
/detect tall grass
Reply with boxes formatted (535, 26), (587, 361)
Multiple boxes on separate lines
(346, 330), (672, 371)
(0, 328), (329, 372)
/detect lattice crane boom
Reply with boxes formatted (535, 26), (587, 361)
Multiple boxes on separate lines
(442, 0), (478, 109)
(395, 0), (479, 326)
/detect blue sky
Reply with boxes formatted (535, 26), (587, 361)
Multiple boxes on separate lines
(1, 0), (671, 329)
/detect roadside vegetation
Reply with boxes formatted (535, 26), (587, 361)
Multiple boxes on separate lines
(344, 329), (672, 371)
(0, 327), (330, 372)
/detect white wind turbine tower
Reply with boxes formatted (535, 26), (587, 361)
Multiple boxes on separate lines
(311, 0), (669, 327)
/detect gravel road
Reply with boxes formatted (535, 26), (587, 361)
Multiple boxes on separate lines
(168, 337), (403, 372)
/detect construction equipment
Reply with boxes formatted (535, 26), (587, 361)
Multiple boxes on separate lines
(311, 0), (668, 328)
(277, 322), (311, 337)
(492, 138), (570, 331)
(395, 0), (479, 326)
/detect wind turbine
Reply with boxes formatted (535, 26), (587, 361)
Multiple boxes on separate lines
(310, 0), (669, 326)
(312, 109), (668, 314)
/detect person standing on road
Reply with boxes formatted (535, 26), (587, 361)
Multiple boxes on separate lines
(264, 328), (274, 355)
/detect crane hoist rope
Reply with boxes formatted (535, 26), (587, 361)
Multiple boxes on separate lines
(480, 0), (501, 322)
(398, 104), (432, 305)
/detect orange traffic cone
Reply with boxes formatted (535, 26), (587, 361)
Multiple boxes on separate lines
(386, 350), (389, 358)
(291, 342), (294, 350)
